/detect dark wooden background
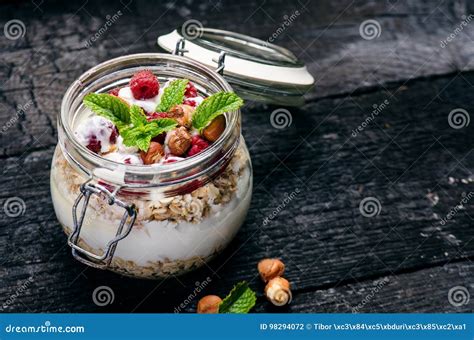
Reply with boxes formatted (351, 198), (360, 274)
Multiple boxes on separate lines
(0, 0), (473, 313)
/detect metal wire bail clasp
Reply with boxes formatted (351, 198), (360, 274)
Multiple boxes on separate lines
(173, 38), (188, 56)
(173, 38), (227, 75)
(213, 51), (226, 75)
(68, 180), (137, 269)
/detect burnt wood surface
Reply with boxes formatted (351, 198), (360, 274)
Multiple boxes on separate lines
(0, 0), (473, 313)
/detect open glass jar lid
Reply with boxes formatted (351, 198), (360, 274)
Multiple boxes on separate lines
(157, 24), (315, 106)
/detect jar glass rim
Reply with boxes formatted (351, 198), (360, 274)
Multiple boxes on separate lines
(59, 53), (240, 185)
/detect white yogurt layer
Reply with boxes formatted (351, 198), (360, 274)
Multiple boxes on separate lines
(184, 96), (204, 106)
(50, 165), (252, 265)
(103, 152), (142, 165)
(102, 136), (143, 165)
(74, 116), (116, 153)
(118, 87), (161, 113)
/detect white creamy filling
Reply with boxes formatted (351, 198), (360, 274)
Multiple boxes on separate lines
(50, 166), (252, 265)
(74, 116), (115, 153)
(103, 152), (142, 165)
(103, 136), (143, 165)
(163, 130), (172, 154)
(118, 87), (161, 113)
(185, 96), (204, 106)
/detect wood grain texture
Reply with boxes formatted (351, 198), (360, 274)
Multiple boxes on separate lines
(253, 262), (474, 313)
(2, 0), (474, 157)
(0, 0), (473, 313)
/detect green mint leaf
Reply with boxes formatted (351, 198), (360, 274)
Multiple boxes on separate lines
(156, 79), (189, 112)
(83, 92), (178, 152)
(129, 105), (147, 127)
(192, 92), (243, 131)
(146, 118), (177, 136)
(121, 125), (150, 152)
(218, 281), (256, 314)
(120, 126), (142, 146)
(135, 135), (152, 152)
(120, 118), (177, 152)
(83, 93), (130, 126)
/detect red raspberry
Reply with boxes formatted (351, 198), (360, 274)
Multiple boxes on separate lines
(108, 87), (121, 96)
(184, 82), (198, 98)
(129, 70), (159, 100)
(86, 136), (102, 153)
(97, 180), (114, 192)
(109, 126), (118, 143)
(147, 112), (168, 121)
(183, 98), (197, 107)
(187, 135), (210, 157)
(81, 118), (117, 153)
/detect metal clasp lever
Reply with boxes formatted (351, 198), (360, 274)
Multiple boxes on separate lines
(213, 51), (226, 75)
(173, 38), (226, 75)
(173, 38), (188, 56)
(68, 180), (137, 269)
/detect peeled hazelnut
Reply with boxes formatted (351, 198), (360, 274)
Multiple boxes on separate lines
(140, 142), (164, 164)
(197, 295), (222, 314)
(168, 104), (194, 128)
(167, 126), (192, 156)
(264, 277), (292, 306)
(202, 115), (226, 142)
(258, 258), (285, 282)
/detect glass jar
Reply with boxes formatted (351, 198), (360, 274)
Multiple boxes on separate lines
(51, 54), (253, 279)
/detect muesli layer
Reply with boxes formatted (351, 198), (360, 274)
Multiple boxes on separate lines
(52, 142), (247, 224)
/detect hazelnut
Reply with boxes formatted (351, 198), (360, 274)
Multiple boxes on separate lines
(258, 258), (285, 282)
(140, 142), (164, 164)
(168, 104), (194, 128)
(264, 277), (292, 306)
(197, 295), (222, 314)
(202, 115), (226, 142)
(167, 126), (192, 156)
